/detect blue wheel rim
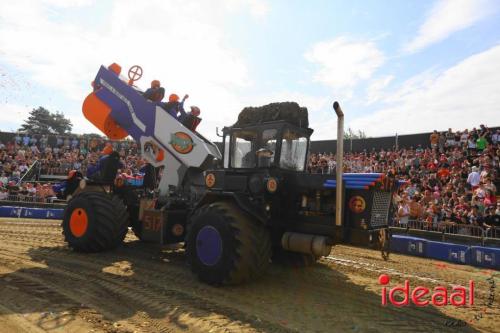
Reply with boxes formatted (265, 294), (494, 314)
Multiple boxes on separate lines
(196, 225), (223, 266)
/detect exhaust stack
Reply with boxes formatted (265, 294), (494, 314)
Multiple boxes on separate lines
(333, 101), (344, 227)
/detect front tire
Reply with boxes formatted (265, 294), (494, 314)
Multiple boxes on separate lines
(186, 202), (271, 285)
(62, 191), (129, 252)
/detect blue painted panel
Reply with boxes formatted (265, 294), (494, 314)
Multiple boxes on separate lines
(21, 208), (47, 219)
(469, 246), (500, 269)
(0, 206), (64, 220)
(46, 209), (64, 219)
(390, 235), (427, 257)
(0, 206), (21, 217)
(427, 241), (470, 264)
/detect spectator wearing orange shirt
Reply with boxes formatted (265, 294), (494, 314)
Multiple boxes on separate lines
(437, 166), (450, 179)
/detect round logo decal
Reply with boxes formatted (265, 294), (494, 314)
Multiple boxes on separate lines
(348, 196), (366, 214)
(266, 178), (278, 193)
(169, 132), (195, 154)
(205, 173), (216, 188)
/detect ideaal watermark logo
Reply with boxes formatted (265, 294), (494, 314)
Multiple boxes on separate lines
(379, 272), (497, 328)
(378, 274), (474, 307)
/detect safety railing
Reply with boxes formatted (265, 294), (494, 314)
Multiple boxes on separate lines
(2, 194), (58, 204)
(392, 218), (500, 240)
(440, 221), (492, 238)
(38, 166), (88, 178)
(39, 167), (72, 176)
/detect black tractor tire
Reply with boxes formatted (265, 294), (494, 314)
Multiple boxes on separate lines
(272, 249), (319, 267)
(186, 201), (271, 285)
(62, 191), (129, 252)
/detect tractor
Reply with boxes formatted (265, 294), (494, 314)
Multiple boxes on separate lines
(62, 63), (395, 285)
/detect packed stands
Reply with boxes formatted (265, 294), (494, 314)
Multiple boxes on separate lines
(0, 132), (145, 202)
(1, 124), (498, 241)
(308, 125), (500, 241)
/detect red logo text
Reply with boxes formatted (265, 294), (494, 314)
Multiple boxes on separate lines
(379, 274), (474, 307)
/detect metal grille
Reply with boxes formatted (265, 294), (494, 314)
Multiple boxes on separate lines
(370, 191), (391, 227)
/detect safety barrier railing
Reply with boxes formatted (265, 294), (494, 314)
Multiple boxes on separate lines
(38, 166), (88, 176)
(484, 225), (500, 239)
(2, 195), (58, 204)
(392, 218), (500, 240)
(439, 221), (486, 238)
(39, 167), (71, 176)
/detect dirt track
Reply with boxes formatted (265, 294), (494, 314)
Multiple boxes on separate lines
(0, 218), (498, 333)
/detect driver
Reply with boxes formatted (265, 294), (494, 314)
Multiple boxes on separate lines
(86, 144), (124, 181)
(242, 145), (274, 168)
(256, 147), (274, 167)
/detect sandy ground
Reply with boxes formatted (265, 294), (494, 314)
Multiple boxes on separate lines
(0, 218), (498, 333)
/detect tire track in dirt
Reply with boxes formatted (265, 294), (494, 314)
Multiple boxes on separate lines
(323, 247), (499, 333)
(0, 257), (138, 333)
(0, 219), (494, 332)
(26, 244), (452, 332)
(0, 245), (292, 333)
(0, 222), (470, 330)
(0, 227), (290, 332)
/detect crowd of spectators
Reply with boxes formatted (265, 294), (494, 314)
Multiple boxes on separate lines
(308, 125), (500, 235)
(0, 133), (145, 201)
(1, 124), (499, 236)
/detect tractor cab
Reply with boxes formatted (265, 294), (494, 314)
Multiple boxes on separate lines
(221, 121), (313, 172)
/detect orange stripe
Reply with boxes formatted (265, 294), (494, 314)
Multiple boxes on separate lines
(82, 92), (128, 140)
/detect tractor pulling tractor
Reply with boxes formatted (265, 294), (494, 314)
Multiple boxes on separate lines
(62, 63), (397, 285)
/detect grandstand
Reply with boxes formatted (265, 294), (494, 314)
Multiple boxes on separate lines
(1, 124), (498, 251)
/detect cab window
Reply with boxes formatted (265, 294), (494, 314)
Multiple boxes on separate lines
(231, 130), (257, 168)
(280, 129), (308, 171)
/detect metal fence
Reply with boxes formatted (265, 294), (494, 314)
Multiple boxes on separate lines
(1, 194), (59, 204)
(39, 166), (88, 176)
(394, 218), (500, 239)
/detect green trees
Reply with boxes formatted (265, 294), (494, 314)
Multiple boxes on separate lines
(19, 107), (73, 135)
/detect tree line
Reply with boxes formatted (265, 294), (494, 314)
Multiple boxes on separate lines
(18, 107), (72, 135)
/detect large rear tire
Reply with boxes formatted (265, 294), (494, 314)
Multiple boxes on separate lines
(186, 202), (271, 285)
(62, 191), (129, 252)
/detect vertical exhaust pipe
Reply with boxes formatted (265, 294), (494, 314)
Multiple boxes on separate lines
(333, 101), (344, 227)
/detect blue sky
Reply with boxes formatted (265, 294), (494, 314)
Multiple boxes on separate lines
(1, 0), (500, 140)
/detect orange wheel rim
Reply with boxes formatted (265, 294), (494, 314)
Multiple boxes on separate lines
(69, 208), (88, 237)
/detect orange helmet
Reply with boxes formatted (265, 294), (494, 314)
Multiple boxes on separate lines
(151, 80), (160, 88)
(102, 144), (113, 155)
(169, 94), (179, 102)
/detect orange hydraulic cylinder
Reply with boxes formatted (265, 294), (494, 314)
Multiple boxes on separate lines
(82, 91), (128, 140)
